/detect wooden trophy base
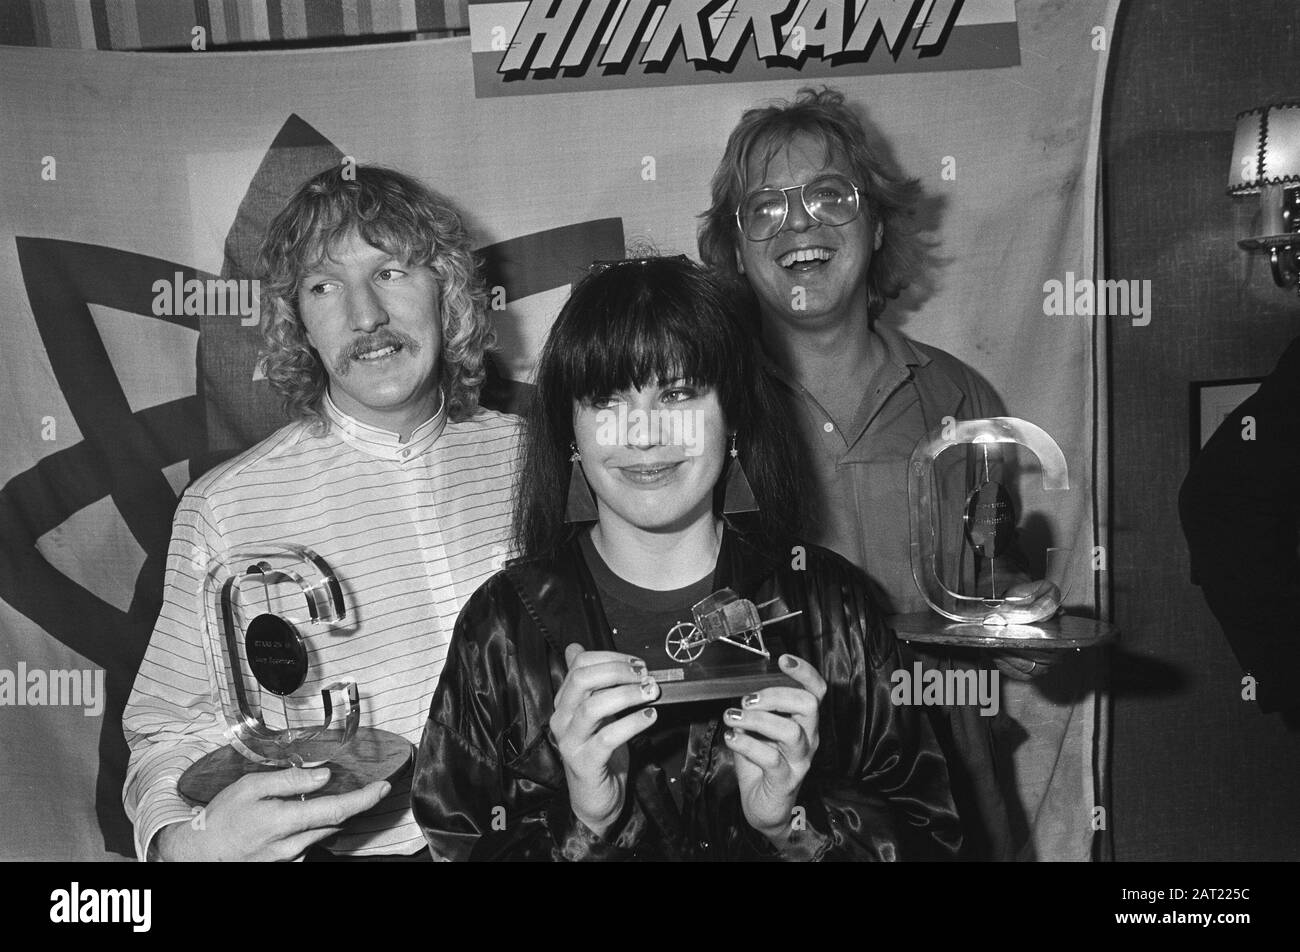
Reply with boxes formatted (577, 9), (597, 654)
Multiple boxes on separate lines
(648, 628), (798, 705)
(178, 727), (414, 805)
(649, 663), (800, 704)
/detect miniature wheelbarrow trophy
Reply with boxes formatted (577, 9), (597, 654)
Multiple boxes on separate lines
(649, 588), (803, 704)
(177, 544), (412, 804)
(888, 417), (1117, 650)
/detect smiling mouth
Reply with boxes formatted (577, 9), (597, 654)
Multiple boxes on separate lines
(353, 342), (403, 363)
(617, 461), (683, 484)
(777, 247), (835, 270)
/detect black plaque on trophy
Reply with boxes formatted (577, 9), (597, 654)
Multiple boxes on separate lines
(244, 614), (309, 696)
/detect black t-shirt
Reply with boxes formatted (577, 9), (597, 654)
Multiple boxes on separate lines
(577, 531), (722, 808)
(577, 530), (714, 663)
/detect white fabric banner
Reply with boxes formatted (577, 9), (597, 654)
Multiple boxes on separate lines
(0, 0), (1115, 860)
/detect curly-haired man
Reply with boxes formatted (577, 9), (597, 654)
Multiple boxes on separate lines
(123, 166), (519, 861)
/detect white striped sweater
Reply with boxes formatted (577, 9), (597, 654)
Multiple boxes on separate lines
(122, 393), (520, 859)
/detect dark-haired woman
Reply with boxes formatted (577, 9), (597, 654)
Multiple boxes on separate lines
(411, 256), (962, 861)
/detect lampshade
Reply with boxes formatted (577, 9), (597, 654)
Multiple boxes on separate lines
(1227, 101), (1300, 195)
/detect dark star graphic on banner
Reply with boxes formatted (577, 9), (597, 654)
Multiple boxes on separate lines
(1, 115), (622, 855)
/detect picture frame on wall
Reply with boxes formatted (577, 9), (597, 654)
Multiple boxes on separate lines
(1187, 377), (1265, 586)
(1189, 377), (1265, 456)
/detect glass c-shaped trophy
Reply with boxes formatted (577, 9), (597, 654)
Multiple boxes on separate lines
(908, 417), (1071, 626)
(177, 543), (414, 805)
(200, 543), (359, 766)
(889, 416), (1119, 651)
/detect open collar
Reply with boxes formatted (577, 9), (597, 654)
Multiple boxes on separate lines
(761, 322), (966, 449)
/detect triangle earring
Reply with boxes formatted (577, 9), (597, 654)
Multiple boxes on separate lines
(564, 443), (599, 523)
(722, 432), (759, 514)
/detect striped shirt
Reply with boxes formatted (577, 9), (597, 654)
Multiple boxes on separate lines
(122, 393), (520, 859)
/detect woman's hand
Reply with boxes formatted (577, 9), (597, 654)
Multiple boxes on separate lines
(549, 643), (660, 838)
(723, 653), (826, 849)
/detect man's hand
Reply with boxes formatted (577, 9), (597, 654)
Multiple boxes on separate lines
(723, 654), (826, 850)
(154, 768), (391, 861)
(549, 643), (660, 838)
(992, 647), (1059, 681)
(990, 581), (1061, 680)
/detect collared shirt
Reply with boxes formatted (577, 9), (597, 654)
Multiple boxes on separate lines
(122, 394), (520, 859)
(765, 323), (1005, 614)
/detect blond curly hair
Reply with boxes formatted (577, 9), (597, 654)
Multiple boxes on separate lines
(257, 165), (492, 425)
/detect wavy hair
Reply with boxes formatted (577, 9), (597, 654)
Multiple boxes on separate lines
(515, 255), (804, 557)
(698, 86), (923, 320)
(257, 165), (491, 425)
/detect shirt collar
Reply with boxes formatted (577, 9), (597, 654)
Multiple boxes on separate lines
(760, 321), (931, 389)
(872, 321), (932, 372)
(321, 389), (447, 462)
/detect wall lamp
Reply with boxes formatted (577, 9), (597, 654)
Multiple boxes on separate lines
(1228, 101), (1300, 292)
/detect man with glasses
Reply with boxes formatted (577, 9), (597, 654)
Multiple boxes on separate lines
(699, 86), (1052, 860)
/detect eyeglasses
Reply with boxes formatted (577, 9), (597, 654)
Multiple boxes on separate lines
(735, 174), (862, 242)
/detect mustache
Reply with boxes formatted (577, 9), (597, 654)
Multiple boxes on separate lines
(330, 331), (420, 376)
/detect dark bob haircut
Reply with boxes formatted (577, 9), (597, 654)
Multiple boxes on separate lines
(514, 255), (804, 557)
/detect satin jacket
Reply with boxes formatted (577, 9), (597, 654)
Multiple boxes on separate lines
(412, 525), (964, 861)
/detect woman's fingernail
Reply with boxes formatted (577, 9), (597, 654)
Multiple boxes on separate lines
(724, 708), (743, 722)
(780, 654), (799, 670)
(741, 693), (760, 708)
(643, 707), (658, 720)
(640, 679), (658, 699)
(629, 659), (646, 675)
(724, 728), (737, 742)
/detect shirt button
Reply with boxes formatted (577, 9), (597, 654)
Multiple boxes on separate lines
(400, 448), (410, 458)
(823, 422), (834, 433)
